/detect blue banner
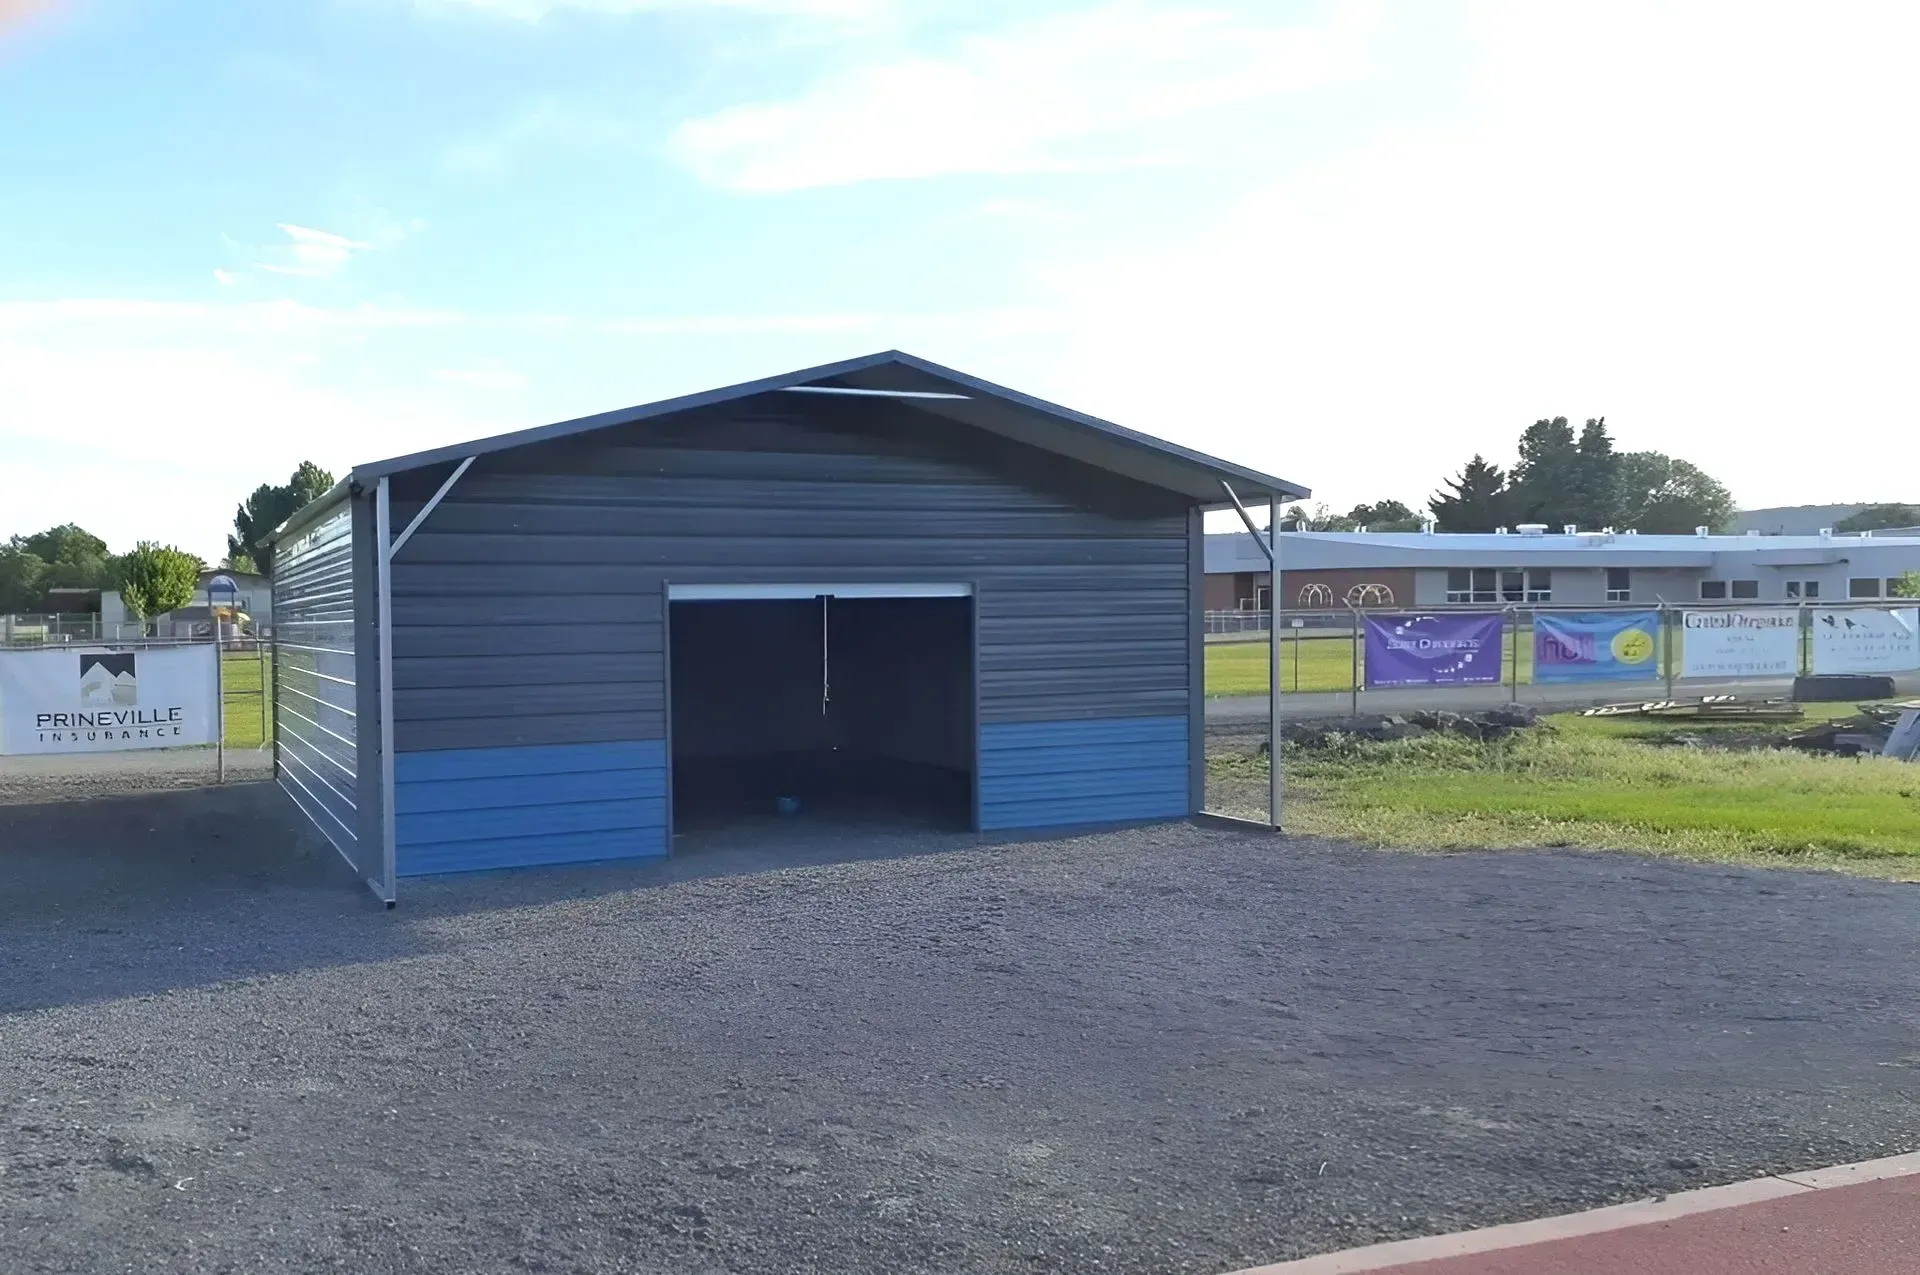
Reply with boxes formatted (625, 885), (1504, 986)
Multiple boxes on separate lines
(1533, 611), (1662, 683)
(1364, 613), (1506, 687)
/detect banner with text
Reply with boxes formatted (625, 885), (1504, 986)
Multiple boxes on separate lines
(1533, 611), (1663, 683)
(1810, 608), (1920, 675)
(0, 645), (219, 755)
(1679, 609), (1799, 680)
(1364, 613), (1506, 688)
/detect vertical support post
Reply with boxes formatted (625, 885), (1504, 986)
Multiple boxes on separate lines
(257, 639), (267, 747)
(376, 477), (400, 905)
(1349, 607), (1361, 717)
(213, 627), (226, 784)
(1268, 494), (1282, 831)
(1508, 607), (1520, 702)
(270, 622), (281, 779)
(1662, 603), (1676, 700)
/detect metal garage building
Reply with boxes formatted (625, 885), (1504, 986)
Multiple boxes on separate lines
(268, 352), (1308, 903)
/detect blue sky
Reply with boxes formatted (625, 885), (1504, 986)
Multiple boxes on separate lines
(2, 0), (1916, 560)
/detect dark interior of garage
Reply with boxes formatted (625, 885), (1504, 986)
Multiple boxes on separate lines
(668, 596), (975, 833)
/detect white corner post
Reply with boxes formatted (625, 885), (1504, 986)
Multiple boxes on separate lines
(1268, 492), (1282, 831)
(1219, 479), (1284, 831)
(375, 476), (399, 906)
(372, 457), (473, 907)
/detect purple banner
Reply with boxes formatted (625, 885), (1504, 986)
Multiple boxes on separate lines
(1364, 613), (1506, 688)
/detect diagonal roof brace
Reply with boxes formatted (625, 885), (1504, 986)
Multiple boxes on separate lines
(1220, 480), (1275, 565)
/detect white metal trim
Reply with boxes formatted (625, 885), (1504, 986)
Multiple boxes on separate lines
(780, 386), (970, 400)
(389, 455), (474, 560)
(373, 478), (399, 906)
(667, 582), (975, 601)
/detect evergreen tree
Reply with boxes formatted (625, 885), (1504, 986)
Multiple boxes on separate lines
(1508, 416), (1579, 524)
(1571, 416), (1623, 529)
(1428, 455), (1510, 532)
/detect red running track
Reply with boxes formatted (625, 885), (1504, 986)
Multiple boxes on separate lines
(1370, 1174), (1920, 1275)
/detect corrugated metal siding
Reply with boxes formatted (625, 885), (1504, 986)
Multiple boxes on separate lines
(394, 739), (667, 875)
(978, 716), (1189, 829)
(271, 501), (361, 866)
(384, 395), (1198, 843)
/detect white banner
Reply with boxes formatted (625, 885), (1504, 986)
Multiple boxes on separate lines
(0, 645), (219, 755)
(1811, 608), (1920, 674)
(1680, 609), (1800, 679)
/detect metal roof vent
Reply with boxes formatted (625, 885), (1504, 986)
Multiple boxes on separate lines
(1820, 527), (1834, 539)
(1516, 523), (1548, 537)
(1562, 523), (1578, 535)
(1862, 529), (1875, 538)
(1624, 528), (1639, 535)
(1421, 519), (1437, 534)
(1495, 526), (1510, 535)
(1695, 525), (1710, 537)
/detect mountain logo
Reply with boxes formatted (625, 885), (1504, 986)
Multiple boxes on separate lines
(79, 653), (138, 706)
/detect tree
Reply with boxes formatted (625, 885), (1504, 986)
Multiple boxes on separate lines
(1507, 416), (1580, 525)
(229, 461), (335, 577)
(1615, 452), (1737, 534)
(224, 551), (260, 575)
(1346, 500), (1423, 531)
(1428, 455), (1511, 532)
(1570, 416), (1623, 530)
(1282, 503), (1356, 531)
(119, 542), (201, 629)
(1835, 504), (1920, 533)
(1891, 571), (1920, 599)
(0, 544), (47, 613)
(13, 523), (115, 590)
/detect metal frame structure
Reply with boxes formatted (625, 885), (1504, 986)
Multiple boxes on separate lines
(367, 459), (475, 906)
(1220, 480), (1286, 830)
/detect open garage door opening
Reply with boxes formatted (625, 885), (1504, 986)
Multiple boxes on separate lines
(668, 587), (975, 837)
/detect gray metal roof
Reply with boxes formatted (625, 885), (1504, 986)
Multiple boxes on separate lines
(1205, 528), (1920, 573)
(350, 350), (1310, 503)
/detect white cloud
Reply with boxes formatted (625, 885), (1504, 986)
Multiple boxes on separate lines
(251, 222), (374, 278)
(1019, 0), (1920, 512)
(419, 0), (886, 19)
(442, 101), (637, 177)
(212, 268), (238, 286)
(433, 361), (529, 390)
(0, 299), (499, 557)
(669, 0), (1381, 191)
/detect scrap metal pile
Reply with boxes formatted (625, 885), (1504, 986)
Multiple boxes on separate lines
(1580, 696), (1920, 759)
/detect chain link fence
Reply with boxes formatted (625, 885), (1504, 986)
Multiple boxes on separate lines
(1204, 601), (1920, 823)
(0, 635), (277, 805)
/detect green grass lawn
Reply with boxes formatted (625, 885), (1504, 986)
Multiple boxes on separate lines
(1206, 631), (1547, 696)
(1211, 707), (1920, 878)
(221, 648), (274, 751)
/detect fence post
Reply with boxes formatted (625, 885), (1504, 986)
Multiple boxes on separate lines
(270, 627), (281, 778)
(1349, 607), (1361, 717)
(1662, 603), (1676, 700)
(213, 631), (226, 784)
(1508, 607), (1520, 702)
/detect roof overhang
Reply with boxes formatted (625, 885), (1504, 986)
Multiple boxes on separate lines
(346, 350), (1309, 507)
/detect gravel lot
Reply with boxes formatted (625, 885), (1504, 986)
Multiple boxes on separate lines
(3, 783), (1919, 1275)
(0, 747), (272, 806)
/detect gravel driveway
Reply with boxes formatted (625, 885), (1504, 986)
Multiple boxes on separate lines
(3, 784), (1918, 1275)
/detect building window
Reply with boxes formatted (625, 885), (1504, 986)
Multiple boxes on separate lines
(1850, 577), (1882, 599)
(1606, 568), (1631, 602)
(1500, 569), (1525, 602)
(1806, 581), (1820, 599)
(1700, 580), (1728, 600)
(1785, 580), (1822, 600)
(1524, 569), (1552, 602)
(1447, 568), (1497, 604)
(1254, 585), (1272, 611)
(1730, 579), (1759, 600)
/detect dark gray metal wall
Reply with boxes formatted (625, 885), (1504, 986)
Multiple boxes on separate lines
(381, 393), (1199, 865)
(387, 396), (1192, 744)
